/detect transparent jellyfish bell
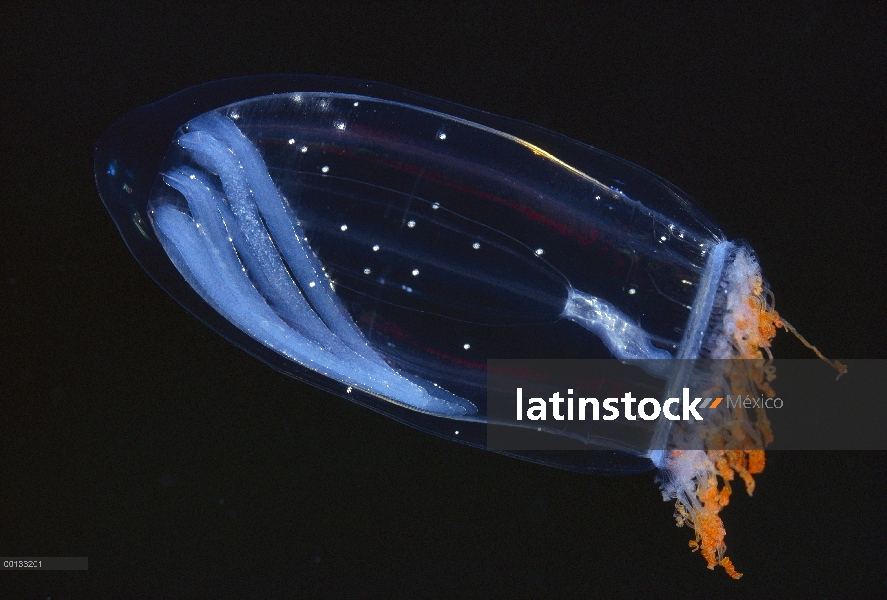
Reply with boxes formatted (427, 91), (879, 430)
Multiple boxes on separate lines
(96, 76), (738, 475)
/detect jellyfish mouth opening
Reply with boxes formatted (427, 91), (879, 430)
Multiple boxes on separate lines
(652, 243), (781, 579)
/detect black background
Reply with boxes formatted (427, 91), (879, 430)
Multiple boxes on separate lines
(3, 2), (886, 598)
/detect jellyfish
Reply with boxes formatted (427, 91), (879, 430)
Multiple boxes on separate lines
(95, 76), (844, 578)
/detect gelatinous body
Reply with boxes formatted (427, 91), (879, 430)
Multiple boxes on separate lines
(96, 76), (785, 576)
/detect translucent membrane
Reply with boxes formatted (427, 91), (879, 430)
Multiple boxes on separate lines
(95, 76), (785, 577)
